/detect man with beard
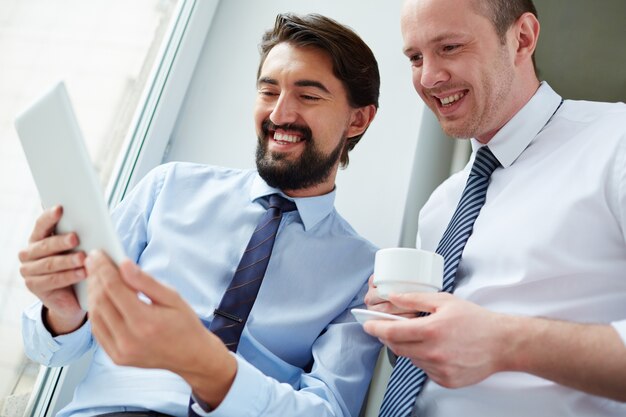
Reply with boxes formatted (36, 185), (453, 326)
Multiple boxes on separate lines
(19, 13), (380, 417)
(363, 0), (626, 416)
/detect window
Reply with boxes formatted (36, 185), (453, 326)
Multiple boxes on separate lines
(0, 0), (177, 414)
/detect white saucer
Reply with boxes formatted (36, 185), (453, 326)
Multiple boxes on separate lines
(351, 308), (409, 325)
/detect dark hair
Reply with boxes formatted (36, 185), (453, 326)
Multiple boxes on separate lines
(473, 0), (538, 71)
(258, 13), (380, 167)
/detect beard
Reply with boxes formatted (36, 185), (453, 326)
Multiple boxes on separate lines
(256, 119), (345, 191)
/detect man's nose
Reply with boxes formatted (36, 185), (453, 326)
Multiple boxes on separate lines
(269, 93), (298, 126)
(418, 58), (450, 89)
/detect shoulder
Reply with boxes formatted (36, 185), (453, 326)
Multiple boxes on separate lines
(145, 162), (254, 191)
(152, 162), (253, 181)
(326, 208), (379, 253)
(130, 162), (255, 205)
(560, 99), (626, 128)
(546, 100), (626, 159)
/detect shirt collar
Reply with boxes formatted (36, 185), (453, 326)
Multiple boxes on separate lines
(471, 81), (563, 168)
(250, 173), (336, 232)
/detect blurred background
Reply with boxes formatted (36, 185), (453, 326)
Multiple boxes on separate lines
(0, 0), (176, 411)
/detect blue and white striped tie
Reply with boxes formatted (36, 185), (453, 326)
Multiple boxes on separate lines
(379, 146), (500, 417)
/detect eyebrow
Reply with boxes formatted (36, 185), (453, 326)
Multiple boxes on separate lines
(294, 80), (331, 94)
(258, 76), (278, 86)
(257, 77), (331, 94)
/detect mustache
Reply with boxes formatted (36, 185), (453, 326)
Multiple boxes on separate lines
(424, 83), (469, 96)
(261, 119), (313, 141)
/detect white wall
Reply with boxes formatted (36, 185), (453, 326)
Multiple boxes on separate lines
(165, 0), (424, 248)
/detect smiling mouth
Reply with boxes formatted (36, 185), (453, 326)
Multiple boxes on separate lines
(273, 131), (303, 144)
(263, 120), (311, 145)
(436, 90), (467, 107)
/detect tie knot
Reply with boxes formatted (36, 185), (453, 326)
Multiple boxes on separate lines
(268, 194), (297, 213)
(470, 146), (500, 177)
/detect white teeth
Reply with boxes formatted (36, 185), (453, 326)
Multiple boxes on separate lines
(440, 92), (465, 106)
(274, 132), (302, 143)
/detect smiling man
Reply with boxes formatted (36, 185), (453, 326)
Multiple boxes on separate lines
(363, 0), (626, 416)
(19, 13), (381, 417)
(254, 40), (369, 196)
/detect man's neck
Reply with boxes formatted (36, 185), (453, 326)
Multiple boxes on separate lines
(476, 78), (541, 144)
(283, 181), (336, 198)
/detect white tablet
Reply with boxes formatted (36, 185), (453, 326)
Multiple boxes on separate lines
(15, 81), (126, 311)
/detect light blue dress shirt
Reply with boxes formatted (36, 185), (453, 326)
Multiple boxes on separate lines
(22, 163), (381, 417)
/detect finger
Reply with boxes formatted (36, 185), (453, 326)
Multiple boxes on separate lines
(86, 251), (145, 321)
(364, 280), (391, 309)
(20, 251), (85, 278)
(23, 268), (87, 295)
(363, 318), (428, 344)
(119, 260), (180, 308)
(368, 274), (376, 287)
(365, 290), (387, 307)
(19, 232), (80, 263)
(89, 276), (129, 342)
(30, 206), (63, 243)
(386, 340), (431, 361)
(86, 252), (142, 359)
(90, 302), (122, 361)
(386, 291), (452, 314)
(366, 297), (419, 315)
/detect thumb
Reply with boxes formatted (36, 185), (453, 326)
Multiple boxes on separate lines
(119, 260), (179, 307)
(386, 291), (451, 314)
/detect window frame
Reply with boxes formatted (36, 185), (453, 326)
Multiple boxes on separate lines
(22, 1), (220, 416)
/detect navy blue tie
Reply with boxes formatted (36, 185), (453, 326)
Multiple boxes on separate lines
(189, 194), (296, 415)
(209, 193), (297, 352)
(379, 146), (500, 417)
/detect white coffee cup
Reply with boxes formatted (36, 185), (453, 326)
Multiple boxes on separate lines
(373, 248), (443, 299)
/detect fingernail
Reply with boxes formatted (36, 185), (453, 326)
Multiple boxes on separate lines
(75, 268), (86, 278)
(85, 255), (93, 270)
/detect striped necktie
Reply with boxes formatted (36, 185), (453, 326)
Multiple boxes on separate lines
(209, 193), (297, 352)
(379, 146), (500, 417)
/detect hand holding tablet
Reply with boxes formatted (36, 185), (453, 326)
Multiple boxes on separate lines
(15, 82), (126, 311)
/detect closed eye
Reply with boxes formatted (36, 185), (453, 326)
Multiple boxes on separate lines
(258, 89), (278, 97)
(409, 53), (423, 67)
(442, 44), (461, 53)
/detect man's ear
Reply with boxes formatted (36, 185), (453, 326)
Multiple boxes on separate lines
(513, 12), (540, 66)
(347, 104), (377, 138)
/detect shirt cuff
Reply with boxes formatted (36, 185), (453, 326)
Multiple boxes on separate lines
(190, 393), (212, 416)
(610, 320), (626, 347)
(196, 353), (268, 417)
(22, 301), (91, 366)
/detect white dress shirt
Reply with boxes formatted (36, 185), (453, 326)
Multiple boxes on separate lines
(415, 82), (626, 416)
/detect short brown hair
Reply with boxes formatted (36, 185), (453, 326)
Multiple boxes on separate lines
(473, 0), (538, 41)
(258, 13), (380, 167)
(472, 0), (539, 70)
